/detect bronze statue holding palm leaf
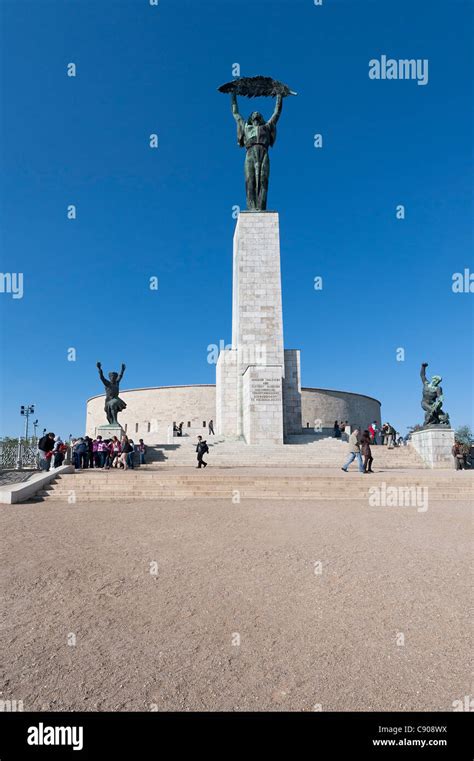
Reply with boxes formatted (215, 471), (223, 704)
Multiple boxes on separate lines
(218, 76), (297, 211)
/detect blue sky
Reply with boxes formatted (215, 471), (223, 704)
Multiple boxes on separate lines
(0, 0), (472, 438)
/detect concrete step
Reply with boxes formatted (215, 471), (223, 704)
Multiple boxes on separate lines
(38, 486), (467, 499)
(43, 481), (467, 491)
(43, 474), (468, 486)
(38, 492), (459, 502)
(36, 470), (472, 501)
(37, 489), (467, 501)
(42, 478), (469, 486)
(41, 485), (467, 495)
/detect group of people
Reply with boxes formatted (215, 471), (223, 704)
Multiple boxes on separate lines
(35, 426), (474, 474)
(174, 420), (215, 437)
(334, 420), (400, 447)
(37, 432), (147, 471)
(452, 440), (473, 470)
(71, 435), (147, 470)
(339, 420), (406, 473)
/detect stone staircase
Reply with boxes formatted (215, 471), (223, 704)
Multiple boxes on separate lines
(35, 468), (472, 502)
(146, 435), (426, 469)
(32, 435), (472, 503)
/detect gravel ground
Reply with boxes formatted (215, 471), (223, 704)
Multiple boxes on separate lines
(1, 496), (471, 712)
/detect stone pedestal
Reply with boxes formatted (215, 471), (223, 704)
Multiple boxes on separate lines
(242, 365), (284, 445)
(216, 211), (302, 445)
(233, 211), (284, 444)
(232, 212), (284, 371)
(410, 427), (455, 469)
(96, 423), (124, 441)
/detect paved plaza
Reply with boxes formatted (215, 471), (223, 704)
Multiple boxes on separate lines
(1, 490), (471, 712)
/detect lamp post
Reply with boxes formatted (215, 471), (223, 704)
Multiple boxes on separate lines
(33, 419), (39, 443)
(20, 405), (35, 442)
(18, 404), (35, 469)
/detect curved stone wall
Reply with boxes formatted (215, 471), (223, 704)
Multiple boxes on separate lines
(86, 385), (217, 438)
(301, 387), (381, 431)
(86, 385), (381, 439)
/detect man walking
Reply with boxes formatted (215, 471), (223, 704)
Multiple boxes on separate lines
(208, 419), (215, 436)
(196, 436), (209, 468)
(341, 427), (364, 473)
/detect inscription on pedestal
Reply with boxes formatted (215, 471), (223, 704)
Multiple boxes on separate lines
(250, 378), (281, 403)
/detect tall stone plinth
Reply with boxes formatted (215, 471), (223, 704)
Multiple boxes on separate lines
(216, 211), (300, 445)
(232, 212), (284, 371)
(410, 427), (455, 469)
(234, 211), (284, 444)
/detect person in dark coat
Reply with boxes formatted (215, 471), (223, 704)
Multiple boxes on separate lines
(85, 436), (94, 468)
(361, 430), (374, 473)
(38, 432), (55, 471)
(333, 420), (341, 439)
(196, 436), (209, 468)
(74, 438), (88, 470)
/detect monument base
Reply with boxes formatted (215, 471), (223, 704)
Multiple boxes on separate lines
(410, 427), (455, 469)
(96, 423), (124, 441)
(216, 349), (238, 438)
(242, 365), (284, 445)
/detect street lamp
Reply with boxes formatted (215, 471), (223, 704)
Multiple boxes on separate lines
(17, 404), (35, 469)
(33, 419), (39, 443)
(20, 404), (35, 442)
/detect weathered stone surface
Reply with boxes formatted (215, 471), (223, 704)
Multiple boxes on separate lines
(283, 350), (302, 436)
(300, 388), (381, 432)
(232, 212), (284, 373)
(226, 211), (285, 443)
(96, 423), (124, 441)
(410, 427), (455, 469)
(216, 350), (238, 437)
(87, 385), (216, 438)
(242, 365), (284, 445)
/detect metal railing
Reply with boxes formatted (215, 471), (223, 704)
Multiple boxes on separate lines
(0, 441), (39, 470)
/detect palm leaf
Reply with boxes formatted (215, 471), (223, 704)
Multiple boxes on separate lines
(218, 76), (297, 98)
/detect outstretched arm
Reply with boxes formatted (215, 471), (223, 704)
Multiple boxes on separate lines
(231, 92), (241, 122)
(117, 363), (126, 382)
(96, 362), (109, 387)
(268, 94), (283, 126)
(420, 362), (428, 384)
(231, 93), (245, 146)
